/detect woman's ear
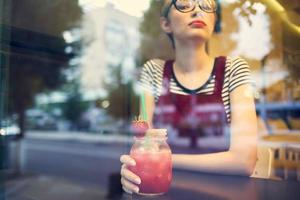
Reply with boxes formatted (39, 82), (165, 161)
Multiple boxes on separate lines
(160, 17), (172, 34)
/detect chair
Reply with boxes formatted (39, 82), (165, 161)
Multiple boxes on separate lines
(252, 117), (300, 180)
(267, 118), (289, 134)
(257, 116), (268, 136)
(288, 117), (300, 131)
(251, 117), (272, 179)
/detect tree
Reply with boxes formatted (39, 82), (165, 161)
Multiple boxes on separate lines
(1, 0), (82, 137)
(61, 82), (88, 130)
(105, 63), (139, 122)
(138, 0), (174, 65)
(106, 82), (139, 121)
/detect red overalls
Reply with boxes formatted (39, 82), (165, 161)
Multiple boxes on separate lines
(153, 57), (230, 153)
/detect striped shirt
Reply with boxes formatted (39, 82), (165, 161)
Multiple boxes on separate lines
(138, 57), (254, 123)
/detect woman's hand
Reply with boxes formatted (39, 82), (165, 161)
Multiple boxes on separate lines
(120, 155), (141, 194)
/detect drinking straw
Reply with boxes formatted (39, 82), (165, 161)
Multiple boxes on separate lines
(140, 93), (147, 121)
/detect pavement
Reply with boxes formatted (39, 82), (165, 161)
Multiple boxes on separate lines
(25, 130), (132, 144)
(2, 131), (129, 200)
(25, 130), (236, 151)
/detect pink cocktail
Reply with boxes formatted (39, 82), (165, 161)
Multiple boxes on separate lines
(129, 130), (172, 195)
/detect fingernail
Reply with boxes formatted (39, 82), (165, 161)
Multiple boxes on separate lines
(123, 187), (132, 194)
(134, 187), (139, 193)
(135, 178), (141, 184)
(130, 161), (136, 166)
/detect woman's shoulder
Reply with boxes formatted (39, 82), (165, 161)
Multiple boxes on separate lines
(139, 59), (166, 94)
(225, 56), (248, 66)
(224, 56), (253, 92)
(224, 56), (250, 75)
(143, 58), (165, 68)
(142, 58), (166, 74)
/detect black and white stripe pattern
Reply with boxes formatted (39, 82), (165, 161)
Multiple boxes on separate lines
(139, 57), (253, 122)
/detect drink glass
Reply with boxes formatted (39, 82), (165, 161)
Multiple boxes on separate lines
(128, 129), (172, 195)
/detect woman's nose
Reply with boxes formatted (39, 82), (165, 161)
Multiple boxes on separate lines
(191, 5), (205, 18)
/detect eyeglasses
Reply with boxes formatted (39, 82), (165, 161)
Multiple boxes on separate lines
(162, 0), (217, 17)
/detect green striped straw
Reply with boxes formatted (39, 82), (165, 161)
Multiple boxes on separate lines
(140, 93), (147, 121)
(141, 93), (150, 146)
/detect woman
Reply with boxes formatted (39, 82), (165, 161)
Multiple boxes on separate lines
(120, 0), (257, 194)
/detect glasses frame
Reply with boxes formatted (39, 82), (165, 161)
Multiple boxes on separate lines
(162, 0), (217, 18)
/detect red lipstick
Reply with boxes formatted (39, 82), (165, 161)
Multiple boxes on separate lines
(189, 20), (207, 28)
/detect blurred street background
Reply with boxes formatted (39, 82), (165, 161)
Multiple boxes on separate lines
(4, 131), (130, 200)
(1, 0), (300, 199)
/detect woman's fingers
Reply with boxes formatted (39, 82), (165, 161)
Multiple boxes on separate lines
(120, 154), (140, 194)
(121, 165), (141, 185)
(121, 177), (139, 194)
(122, 186), (133, 194)
(120, 155), (136, 166)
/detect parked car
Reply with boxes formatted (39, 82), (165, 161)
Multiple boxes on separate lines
(26, 109), (58, 130)
(0, 119), (21, 136)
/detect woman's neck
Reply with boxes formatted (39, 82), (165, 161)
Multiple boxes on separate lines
(174, 40), (213, 73)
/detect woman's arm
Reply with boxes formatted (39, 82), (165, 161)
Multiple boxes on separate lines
(140, 79), (257, 176)
(172, 84), (257, 176)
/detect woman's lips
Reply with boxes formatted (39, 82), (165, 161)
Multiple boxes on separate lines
(189, 20), (207, 28)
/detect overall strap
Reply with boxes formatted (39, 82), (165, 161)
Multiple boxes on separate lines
(213, 56), (227, 96)
(161, 60), (174, 94)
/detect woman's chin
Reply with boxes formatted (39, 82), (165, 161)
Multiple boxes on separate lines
(178, 31), (211, 42)
(183, 35), (210, 44)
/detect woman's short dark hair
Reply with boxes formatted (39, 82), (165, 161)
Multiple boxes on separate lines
(160, 0), (175, 48)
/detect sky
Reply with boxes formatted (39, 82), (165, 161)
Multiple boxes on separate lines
(108, 0), (151, 17)
(79, 0), (151, 17)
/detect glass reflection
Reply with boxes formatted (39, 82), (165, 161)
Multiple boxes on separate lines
(1, 1), (300, 200)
